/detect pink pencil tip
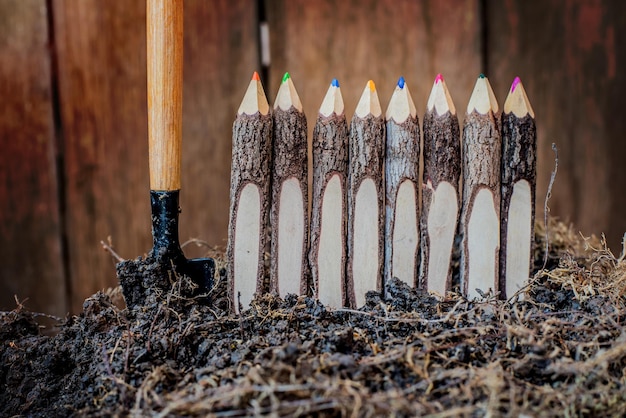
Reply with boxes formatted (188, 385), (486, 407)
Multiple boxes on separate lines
(511, 76), (521, 92)
(435, 73), (444, 84)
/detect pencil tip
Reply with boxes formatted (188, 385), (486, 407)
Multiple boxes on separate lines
(282, 72), (290, 83)
(355, 80), (382, 117)
(435, 73), (444, 84)
(397, 76), (405, 89)
(479, 73), (486, 79)
(320, 80), (344, 116)
(467, 75), (499, 114)
(511, 76), (521, 92)
(252, 71), (260, 81)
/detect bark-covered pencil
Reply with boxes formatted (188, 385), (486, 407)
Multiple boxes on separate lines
(419, 74), (460, 296)
(384, 76), (420, 289)
(347, 80), (385, 308)
(228, 72), (272, 312)
(500, 77), (536, 298)
(270, 72), (308, 298)
(460, 74), (501, 299)
(309, 79), (349, 307)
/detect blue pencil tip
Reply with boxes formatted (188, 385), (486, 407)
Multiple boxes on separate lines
(331, 78), (339, 87)
(397, 76), (405, 89)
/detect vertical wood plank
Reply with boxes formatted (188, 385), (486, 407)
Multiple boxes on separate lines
(53, 0), (150, 313)
(0, 0), (66, 315)
(266, 0), (482, 131)
(487, 0), (626, 250)
(54, 0), (258, 312)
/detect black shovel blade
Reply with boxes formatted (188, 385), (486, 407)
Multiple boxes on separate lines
(182, 257), (215, 296)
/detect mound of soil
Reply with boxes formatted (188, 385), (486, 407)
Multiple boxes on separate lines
(2, 220), (626, 417)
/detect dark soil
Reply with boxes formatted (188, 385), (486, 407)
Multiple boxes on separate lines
(2, 220), (626, 417)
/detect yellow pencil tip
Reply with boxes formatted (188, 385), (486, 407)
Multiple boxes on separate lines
(368, 80), (376, 92)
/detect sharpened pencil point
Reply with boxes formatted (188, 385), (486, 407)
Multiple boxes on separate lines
(355, 80), (382, 117)
(467, 75), (499, 114)
(274, 73), (303, 111)
(511, 76), (521, 93)
(252, 71), (260, 81)
(386, 76), (416, 122)
(319, 79), (345, 117)
(427, 73), (456, 115)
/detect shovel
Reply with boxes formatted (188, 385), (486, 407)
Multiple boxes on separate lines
(118, 0), (214, 307)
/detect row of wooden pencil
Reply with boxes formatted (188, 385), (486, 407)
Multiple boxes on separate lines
(227, 71), (536, 312)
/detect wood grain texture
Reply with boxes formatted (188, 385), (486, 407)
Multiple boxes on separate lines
(228, 108), (272, 312)
(460, 109), (502, 298)
(500, 104), (536, 298)
(147, 0), (183, 191)
(266, 0), (481, 138)
(384, 109), (420, 289)
(0, 0), (66, 315)
(487, 0), (626, 251)
(347, 111), (385, 308)
(53, 0), (258, 312)
(419, 101), (461, 294)
(309, 105), (348, 305)
(270, 105), (309, 297)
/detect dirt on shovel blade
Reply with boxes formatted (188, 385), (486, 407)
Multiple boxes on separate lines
(2, 219), (626, 417)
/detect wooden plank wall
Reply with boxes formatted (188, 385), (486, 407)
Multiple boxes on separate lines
(1, 0), (625, 314)
(0, 0), (66, 316)
(487, 0), (626, 250)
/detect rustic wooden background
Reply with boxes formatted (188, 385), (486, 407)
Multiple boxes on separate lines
(1, 0), (624, 315)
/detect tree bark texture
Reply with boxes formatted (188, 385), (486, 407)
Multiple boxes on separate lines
(309, 112), (349, 302)
(419, 109), (461, 292)
(384, 116), (420, 288)
(499, 112), (536, 297)
(227, 112), (273, 310)
(460, 111), (501, 296)
(270, 107), (309, 295)
(347, 115), (385, 307)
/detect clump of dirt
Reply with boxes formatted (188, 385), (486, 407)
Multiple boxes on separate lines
(2, 219), (626, 417)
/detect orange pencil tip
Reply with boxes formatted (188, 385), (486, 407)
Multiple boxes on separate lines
(252, 71), (260, 81)
(368, 80), (376, 92)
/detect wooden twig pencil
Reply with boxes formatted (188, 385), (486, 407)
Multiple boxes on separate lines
(384, 76), (420, 289)
(309, 79), (348, 307)
(347, 80), (385, 308)
(419, 74), (460, 296)
(500, 77), (536, 298)
(227, 72), (272, 312)
(270, 72), (308, 297)
(460, 74), (501, 299)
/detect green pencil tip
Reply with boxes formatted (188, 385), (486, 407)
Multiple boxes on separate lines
(282, 72), (291, 83)
(479, 73), (486, 79)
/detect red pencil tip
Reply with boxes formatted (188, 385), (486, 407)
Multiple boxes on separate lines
(511, 76), (521, 92)
(252, 71), (260, 81)
(435, 73), (444, 84)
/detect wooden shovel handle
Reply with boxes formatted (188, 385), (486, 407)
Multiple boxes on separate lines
(147, 0), (183, 191)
